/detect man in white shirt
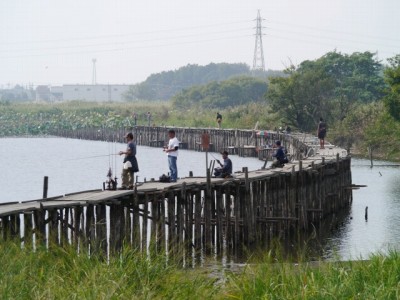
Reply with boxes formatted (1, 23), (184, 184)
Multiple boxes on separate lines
(163, 129), (179, 182)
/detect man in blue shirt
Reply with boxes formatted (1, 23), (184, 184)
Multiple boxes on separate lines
(271, 140), (288, 168)
(214, 150), (232, 178)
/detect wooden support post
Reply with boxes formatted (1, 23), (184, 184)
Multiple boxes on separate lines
(132, 190), (140, 249)
(72, 206), (82, 247)
(47, 208), (59, 246)
(151, 194), (158, 252)
(23, 212), (33, 248)
(167, 191), (176, 255)
(95, 204), (107, 255)
(142, 193), (149, 252)
(158, 193), (166, 254)
(85, 205), (95, 250)
(43, 176), (48, 199)
(225, 186), (232, 249)
(109, 203), (124, 253)
(34, 207), (46, 247)
(185, 192), (193, 258)
(194, 190), (202, 250)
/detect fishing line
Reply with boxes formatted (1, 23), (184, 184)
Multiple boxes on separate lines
(64, 154), (118, 161)
(114, 138), (118, 179)
(209, 152), (219, 160)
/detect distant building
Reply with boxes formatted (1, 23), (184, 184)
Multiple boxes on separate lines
(35, 84), (131, 102)
(0, 85), (35, 102)
(36, 85), (51, 102)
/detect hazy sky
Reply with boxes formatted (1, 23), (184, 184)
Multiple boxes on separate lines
(0, 0), (399, 87)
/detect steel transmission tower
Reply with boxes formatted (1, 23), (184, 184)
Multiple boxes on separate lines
(92, 58), (97, 85)
(252, 10), (265, 72)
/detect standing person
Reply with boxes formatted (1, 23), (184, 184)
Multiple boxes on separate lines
(317, 117), (327, 149)
(284, 122), (292, 134)
(133, 112), (138, 126)
(146, 111), (152, 126)
(163, 129), (179, 182)
(119, 132), (139, 189)
(216, 112), (222, 128)
(214, 150), (232, 178)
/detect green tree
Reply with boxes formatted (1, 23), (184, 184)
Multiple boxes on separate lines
(171, 76), (268, 109)
(267, 65), (335, 132)
(266, 51), (385, 132)
(383, 54), (400, 120)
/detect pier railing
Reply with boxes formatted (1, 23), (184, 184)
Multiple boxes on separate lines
(51, 125), (319, 160)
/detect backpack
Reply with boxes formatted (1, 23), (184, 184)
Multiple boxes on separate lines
(159, 174), (171, 183)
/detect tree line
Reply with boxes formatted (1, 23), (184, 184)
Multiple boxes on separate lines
(124, 62), (282, 101)
(266, 51), (400, 159)
(1, 51), (399, 160)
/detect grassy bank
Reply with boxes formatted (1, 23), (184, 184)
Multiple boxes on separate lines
(1, 241), (400, 299)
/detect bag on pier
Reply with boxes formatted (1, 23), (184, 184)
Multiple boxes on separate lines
(159, 174), (171, 183)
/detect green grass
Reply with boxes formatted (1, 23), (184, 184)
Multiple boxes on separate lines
(1, 240), (400, 299)
(0, 241), (219, 300)
(222, 250), (400, 299)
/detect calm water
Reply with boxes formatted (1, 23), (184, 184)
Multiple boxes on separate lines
(1, 137), (400, 260)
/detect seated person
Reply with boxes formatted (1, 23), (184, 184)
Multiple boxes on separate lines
(214, 150), (232, 178)
(271, 141), (289, 168)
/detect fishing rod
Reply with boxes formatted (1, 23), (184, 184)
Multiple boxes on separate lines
(209, 152), (219, 160)
(64, 153), (119, 161)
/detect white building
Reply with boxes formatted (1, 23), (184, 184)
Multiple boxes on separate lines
(36, 84), (131, 102)
(62, 84), (130, 102)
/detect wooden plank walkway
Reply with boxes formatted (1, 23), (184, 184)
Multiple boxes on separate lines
(0, 128), (352, 258)
(0, 147), (346, 217)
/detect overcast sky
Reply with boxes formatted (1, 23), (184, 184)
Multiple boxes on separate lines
(0, 0), (399, 87)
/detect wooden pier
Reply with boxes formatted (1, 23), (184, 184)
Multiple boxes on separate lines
(0, 127), (352, 257)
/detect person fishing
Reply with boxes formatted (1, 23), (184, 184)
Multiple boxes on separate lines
(214, 150), (232, 178)
(119, 132), (139, 189)
(271, 140), (288, 168)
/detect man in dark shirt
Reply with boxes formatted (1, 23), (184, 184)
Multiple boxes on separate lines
(271, 140), (288, 168)
(119, 132), (139, 189)
(216, 112), (222, 129)
(214, 150), (232, 178)
(317, 117), (327, 149)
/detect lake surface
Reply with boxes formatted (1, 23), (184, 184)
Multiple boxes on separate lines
(1, 137), (400, 260)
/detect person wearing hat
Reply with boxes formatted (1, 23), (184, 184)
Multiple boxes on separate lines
(214, 150), (232, 178)
(271, 140), (288, 168)
(119, 132), (139, 189)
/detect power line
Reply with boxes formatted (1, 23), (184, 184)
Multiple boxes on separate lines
(0, 34), (253, 59)
(0, 27), (252, 54)
(266, 19), (400, 44)
(0, 16), (398, 60)
(0, 20), (253, 45)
